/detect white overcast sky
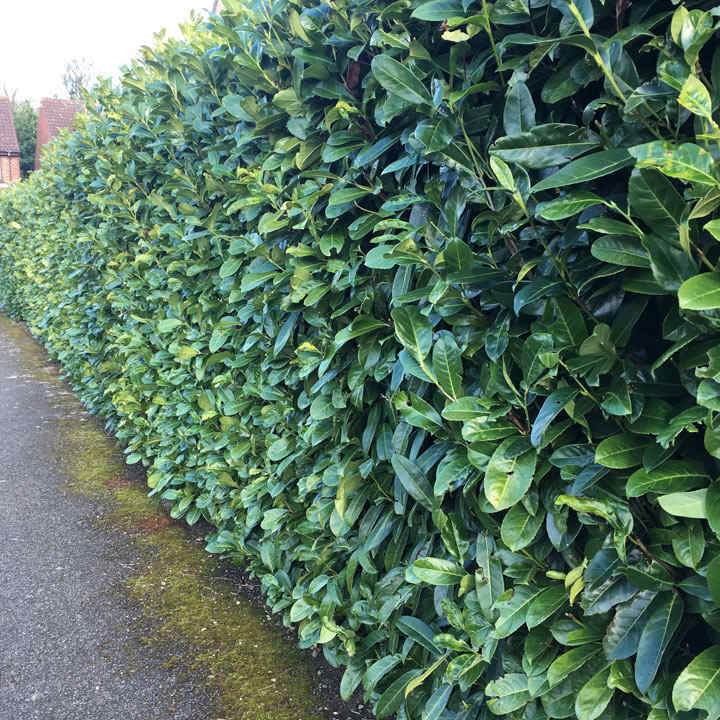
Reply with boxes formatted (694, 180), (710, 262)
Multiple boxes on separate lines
(1, 1), (214, 104)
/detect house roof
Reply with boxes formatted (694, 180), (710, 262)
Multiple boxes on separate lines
(0, 97), (20, 154)
(38, 98), (82, 140)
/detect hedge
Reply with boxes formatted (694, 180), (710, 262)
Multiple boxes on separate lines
(1, 0), (720, 718)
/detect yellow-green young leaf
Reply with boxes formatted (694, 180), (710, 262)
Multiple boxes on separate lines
(177, 345), (200, 360)
(672, 646), (720, 715)
(575, 665), (613, 720)
(679, 273), (720, 310)
(157, 318), (183, 333)
(657, 489), (708, 518)
(629, 142), (720, 187)
(536, 191), (604, 220)
(484, 438), (537, 510)
(705, 219), (720, 242)
(678, 74), (713, 119)
(287, 8), (311, 42)
(490, 155), (516, 192)
(404, 654), (446, 697)
(413, 557), (467, 585)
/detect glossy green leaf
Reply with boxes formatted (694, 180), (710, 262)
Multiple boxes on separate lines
(628, 168), (685, 231)
(500, 503), (544, 551)
(602, 590), (656, 660)
(707, 481), (720, 535)
(591, 236), (650, 268)
(493, 124), (600, 169)
(375, 670), (420, 718)
(704, 556), (720, 612)
(485, 674), (530, 714)
(532, 150), (633, 192)
(595, 434), (649, 469)
(536, 191), (604, 220)
(432, 330), (463, 400)
(495, 585), (542, 638)
(626, 461), (710, 497)
(672, 645), (720, 716)
(413, 557), (467, 585)
(391, 306), (433, 360)
(503, 82), (535, 136)
(391, 454), (436, 510)
(679, 273), (720, 310)
(526, 586), (567, 629)
(575, 665), (613, 720)
(484, 438), (537, 510)
(547, 645), (600, 687)
(371, 54), (433, 106)
(636, 593), (684, 693)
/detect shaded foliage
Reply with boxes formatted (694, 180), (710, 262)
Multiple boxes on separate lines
(2, 1), (720, 720)
(11, 100), (37, 178)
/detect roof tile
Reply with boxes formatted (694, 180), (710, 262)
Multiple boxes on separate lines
(0, 97), (20, 154)
(39, 98), (82, 139)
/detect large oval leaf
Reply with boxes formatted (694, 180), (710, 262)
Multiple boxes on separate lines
(679, 273), (720, 310)
(672, 645), (720, 715)
(484, 438), (537, 510)
(532, 150), (633, 192)
(371, 54), (433, 106)
(595, 434), (649, 469)
(626, 461), (710, 497)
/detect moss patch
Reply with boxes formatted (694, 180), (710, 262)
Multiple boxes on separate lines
(1, 314), (327, 720)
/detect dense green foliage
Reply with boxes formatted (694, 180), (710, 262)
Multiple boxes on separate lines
(1, 1), (720, 719)
(11, 99), (37, 178)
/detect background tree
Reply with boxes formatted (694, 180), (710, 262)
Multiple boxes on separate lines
(62, 58), (94, 100)
(1, 86), (37, 179)
(12, 100), (37, 179)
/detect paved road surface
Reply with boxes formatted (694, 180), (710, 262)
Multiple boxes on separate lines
(0, 318), (214, 720)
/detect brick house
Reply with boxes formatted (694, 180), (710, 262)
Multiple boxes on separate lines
(34, 98), (82, 170)
(0, 97), (21, 188)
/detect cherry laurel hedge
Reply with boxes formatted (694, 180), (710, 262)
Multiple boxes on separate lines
(2, 0), (720, 718)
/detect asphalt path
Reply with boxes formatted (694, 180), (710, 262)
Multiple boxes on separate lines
(0, 319), (214, 720)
